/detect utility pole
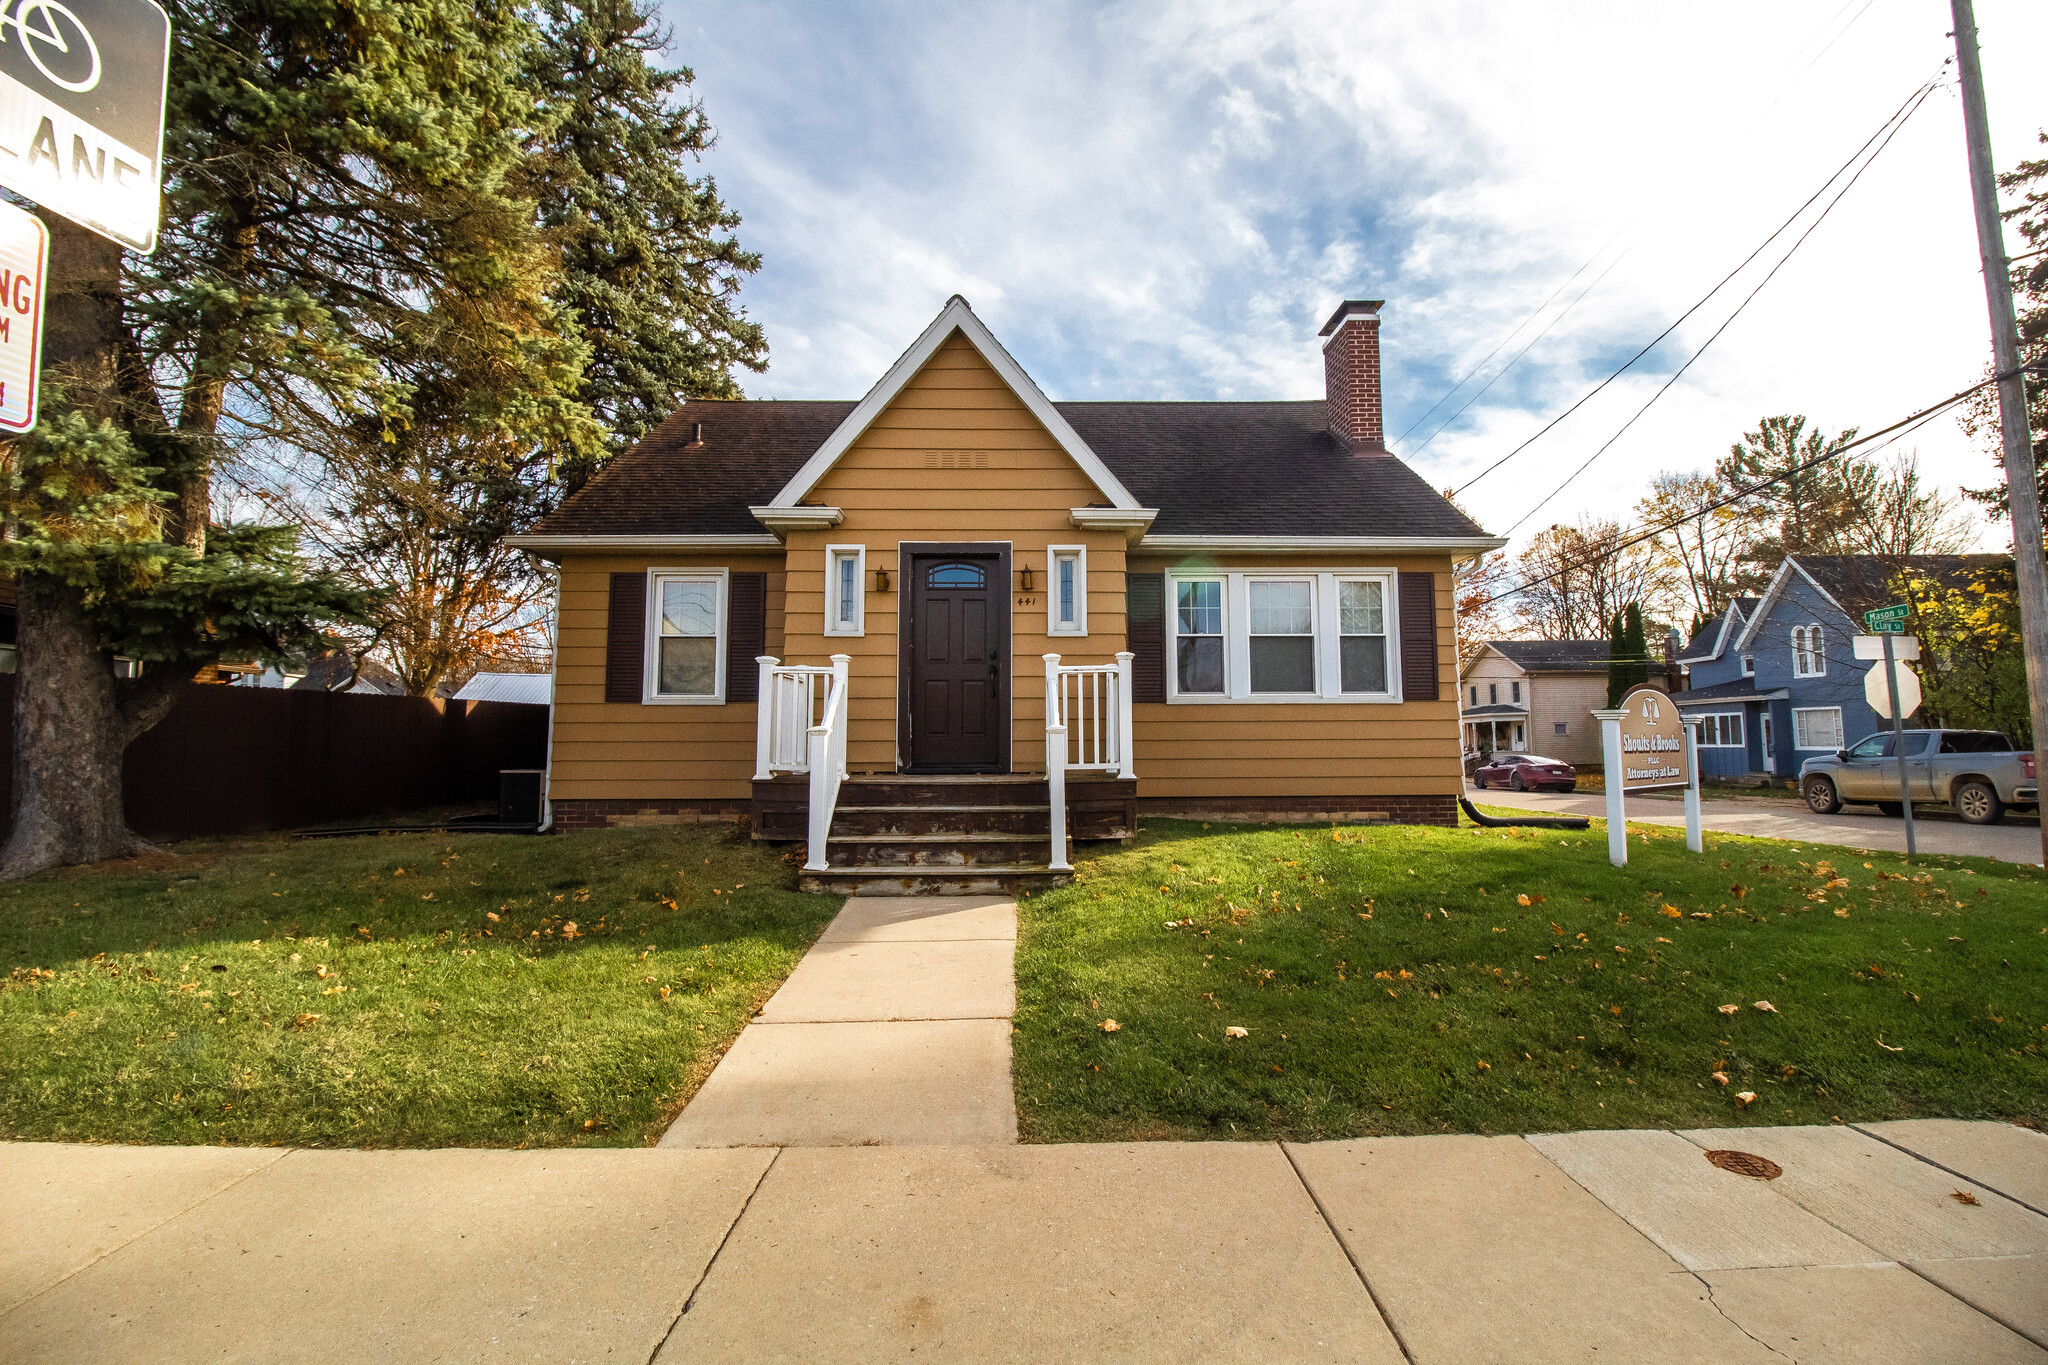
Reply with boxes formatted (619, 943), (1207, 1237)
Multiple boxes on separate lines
(1951, 0), (2048, 868)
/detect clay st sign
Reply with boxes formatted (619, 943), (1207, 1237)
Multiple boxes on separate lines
(1617, 685), (1688, 792)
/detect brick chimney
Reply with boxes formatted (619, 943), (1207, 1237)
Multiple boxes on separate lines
(1320, 298), (1386, 454)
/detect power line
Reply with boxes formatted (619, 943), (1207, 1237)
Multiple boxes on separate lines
(1502, 79), (1942, 534)
(1455, 75), (1941, 496)
(1470, 379), (1989, 612)
(1395, 0), (1880, 457)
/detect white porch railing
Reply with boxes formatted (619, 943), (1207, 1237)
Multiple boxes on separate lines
(752, 654), (852, 872)
(1043, 651), (1136, 873)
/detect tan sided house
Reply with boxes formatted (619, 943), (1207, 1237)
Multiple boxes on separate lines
(508, 297), (1504, 891)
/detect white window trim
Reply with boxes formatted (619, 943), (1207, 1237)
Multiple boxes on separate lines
(1741, 654), (1756, 678)
(824, 544), (866, 637)
(1791, 624), (1826, 678)
(1165, 569), (1401, 704)
(1047, 543), (1087, 637)
(644, 567), (728, 705)
(1792, 706), (1844, 751)
(1697, 711), (1746, 747)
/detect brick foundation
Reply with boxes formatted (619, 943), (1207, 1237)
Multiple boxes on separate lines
(549, 798), (749, 831)
(1136, 795), (1458, 828)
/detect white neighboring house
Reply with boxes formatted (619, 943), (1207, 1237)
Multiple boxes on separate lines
(453, 672), (553, 706)
(1460, 640), (1672, 767)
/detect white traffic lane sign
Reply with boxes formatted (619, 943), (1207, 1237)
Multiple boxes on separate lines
(0, 197), (45, 431)
(0, 0), (169, 252)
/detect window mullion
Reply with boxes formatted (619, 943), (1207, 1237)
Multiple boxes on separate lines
(1317, 573), (1340, 698)
(1227, 575), (1250, 699)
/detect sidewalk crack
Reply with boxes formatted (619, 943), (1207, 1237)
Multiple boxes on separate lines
(647, 1146), (782, 1365)
(1694, 1273), (1792, 1360)
(1279, 1142), (1416, 1365)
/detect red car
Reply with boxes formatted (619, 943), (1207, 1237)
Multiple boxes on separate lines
(1472, 752), (1578, 792)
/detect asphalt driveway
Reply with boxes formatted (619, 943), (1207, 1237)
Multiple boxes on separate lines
(1472, 783), (2045, 866)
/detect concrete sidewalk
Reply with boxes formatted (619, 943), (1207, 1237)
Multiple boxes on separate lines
(1474, 783), (2045, 865)
(5, 1121), (2042, 1362)
(659, 895), (1019, 1148)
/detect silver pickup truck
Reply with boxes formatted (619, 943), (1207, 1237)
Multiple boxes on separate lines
(1800, 729), (2039, 824)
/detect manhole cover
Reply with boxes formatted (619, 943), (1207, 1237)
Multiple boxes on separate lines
(1705, 1149), (1782, 1180)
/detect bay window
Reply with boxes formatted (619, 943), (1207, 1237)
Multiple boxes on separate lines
(1167, 570), (1400, 702)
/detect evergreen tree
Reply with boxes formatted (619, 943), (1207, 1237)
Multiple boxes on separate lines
(1605, 609), (1628, 708)
(2, 0), (576, 875)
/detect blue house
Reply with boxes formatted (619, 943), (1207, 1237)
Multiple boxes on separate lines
(1674, 554), (2001, 780)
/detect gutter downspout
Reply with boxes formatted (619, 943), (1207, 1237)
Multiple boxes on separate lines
(531, 554), (562, 833)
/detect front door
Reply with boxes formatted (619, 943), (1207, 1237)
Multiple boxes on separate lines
(902, 546), (1008, 772)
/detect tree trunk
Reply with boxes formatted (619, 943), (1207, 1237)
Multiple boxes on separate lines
(0, 582), (145, 874)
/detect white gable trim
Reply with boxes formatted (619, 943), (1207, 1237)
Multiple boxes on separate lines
(1678, 599), (1748, 665)
(1734, 557), (1848, 651)
(760, 296), (1141, 513)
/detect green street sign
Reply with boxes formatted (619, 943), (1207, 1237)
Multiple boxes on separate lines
(1863, 603), (1910, 633)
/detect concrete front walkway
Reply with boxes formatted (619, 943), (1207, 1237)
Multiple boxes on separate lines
(1475, 783), (2046, 865)
(660, 895), (1019, 1148)
(3, 1121), (2042, 1362)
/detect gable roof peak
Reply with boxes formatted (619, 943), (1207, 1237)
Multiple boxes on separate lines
(758, 295), (1144, 516)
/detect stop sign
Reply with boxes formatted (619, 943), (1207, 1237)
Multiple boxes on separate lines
(1865, 658), (1923, 720)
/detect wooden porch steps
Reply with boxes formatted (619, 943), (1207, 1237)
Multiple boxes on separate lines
(750, 773), (1136, 896)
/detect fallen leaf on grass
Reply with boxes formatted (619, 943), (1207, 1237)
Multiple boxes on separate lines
(1712, 1071), (1731, 1086)
(1517, 894), (1532, 906)
(1100, 1019), (1120, 1033)
(1731, 884), (1748, 898)
(1876, 1037), (1903, 1052)
(1735, 1091), (1757, 1107)
(291, 1013), (320, 1030)
(1656, 936), (1672, 944)
(1718, 1004), (1740, 1015)
(1224, 1026), (1248, 1039)
(1950, 1190), (1981, 1206)
(1753, 1001), (1778, 1013)
(1834, 909), (1850, 918)
(658, 986), (671, 999)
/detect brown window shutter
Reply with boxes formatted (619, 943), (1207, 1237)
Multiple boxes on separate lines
(1398, 571), (1439, 701)
(605, 572), (646, 703)
(1126, 572), (1166, 703)
(726, 572), (767, 702)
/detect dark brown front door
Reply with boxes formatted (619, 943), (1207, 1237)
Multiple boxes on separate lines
(903, 548), (1007, 771)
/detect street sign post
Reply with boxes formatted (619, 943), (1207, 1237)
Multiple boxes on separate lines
(1869, 630), (1919, 858)
(0, 0), (171, 252)
(0, 197), (43, 431)
(1863, 603), (1910, 634)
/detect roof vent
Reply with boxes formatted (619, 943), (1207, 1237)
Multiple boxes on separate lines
(689, 422), (704, 446)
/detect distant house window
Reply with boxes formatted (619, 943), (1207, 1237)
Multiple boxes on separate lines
(1048, 545), (1086, 636)
(824, 545), (865, 636)
(1553, 721), (1568, 737)
(1698, 713), (1744, 747)
(1489, 683), (1498, 705)
(1471, 685), (1479, 706)
(1791, 624), (1825, 677)
(1793, 706), (1844, 751)
(1741, 654), (1755, 678)
(1511, 680), (1521, 703)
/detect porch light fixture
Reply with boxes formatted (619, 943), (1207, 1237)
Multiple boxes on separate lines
(873, 565), (891, 593)
(1019, 563), (1034, 592)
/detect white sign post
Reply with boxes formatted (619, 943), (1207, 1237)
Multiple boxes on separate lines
(1594, 707), (1628, 867)
(0, 0), (172, 252)
(1681, 714), (1704, 853)
(0, 197), (43, 431)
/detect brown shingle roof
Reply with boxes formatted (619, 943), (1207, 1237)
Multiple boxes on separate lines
(529, 398), (1489, 540)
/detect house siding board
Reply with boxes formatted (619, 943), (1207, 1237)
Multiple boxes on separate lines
(550, 552), (784, 801)
(786, 332), (1129, 774)
(1124, 552), (1462, 799)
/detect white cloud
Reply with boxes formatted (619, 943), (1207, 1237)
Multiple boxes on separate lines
(670, 0), (2047, 551)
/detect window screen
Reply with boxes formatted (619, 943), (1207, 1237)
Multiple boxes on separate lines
(1176, 580), (1224, 694)
(1338, 580), (1387, 693)
(1248, 580), (1314, 693)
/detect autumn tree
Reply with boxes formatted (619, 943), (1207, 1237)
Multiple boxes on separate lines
(1636, 470), (1751, 627)
(1510, 517), (1673, 641)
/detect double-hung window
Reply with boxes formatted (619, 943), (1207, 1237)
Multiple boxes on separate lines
(824, 545), (865, 636)
(1791, 624), (1825, 677)
(1048, 545), (1086, 636)
(1175, 578), (1225, 694)
(1167, 570), (1399, 701)
(1248, 578), (1316, 693)
(648, 571), (725, 702)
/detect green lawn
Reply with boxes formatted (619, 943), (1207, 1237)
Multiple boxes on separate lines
(0, 823), (841, 1148)
(1013, 816), (2048, 1142)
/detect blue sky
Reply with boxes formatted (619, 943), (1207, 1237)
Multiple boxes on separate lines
(662, 0), (2048, 549)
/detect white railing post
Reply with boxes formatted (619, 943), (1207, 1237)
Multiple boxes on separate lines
(1114, 650), (1136, 780)
(1044, 654), (1070, 871)
(829, 654), (852, 781)
(805, 717), (832, 872)
(752, 655), (779, 780)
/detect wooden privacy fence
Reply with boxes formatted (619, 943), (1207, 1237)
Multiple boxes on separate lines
(0, 677), (550, 841)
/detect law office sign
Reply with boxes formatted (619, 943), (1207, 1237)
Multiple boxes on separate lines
(1616, 685), (1689, 792)
(0, 0), (170, 252)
